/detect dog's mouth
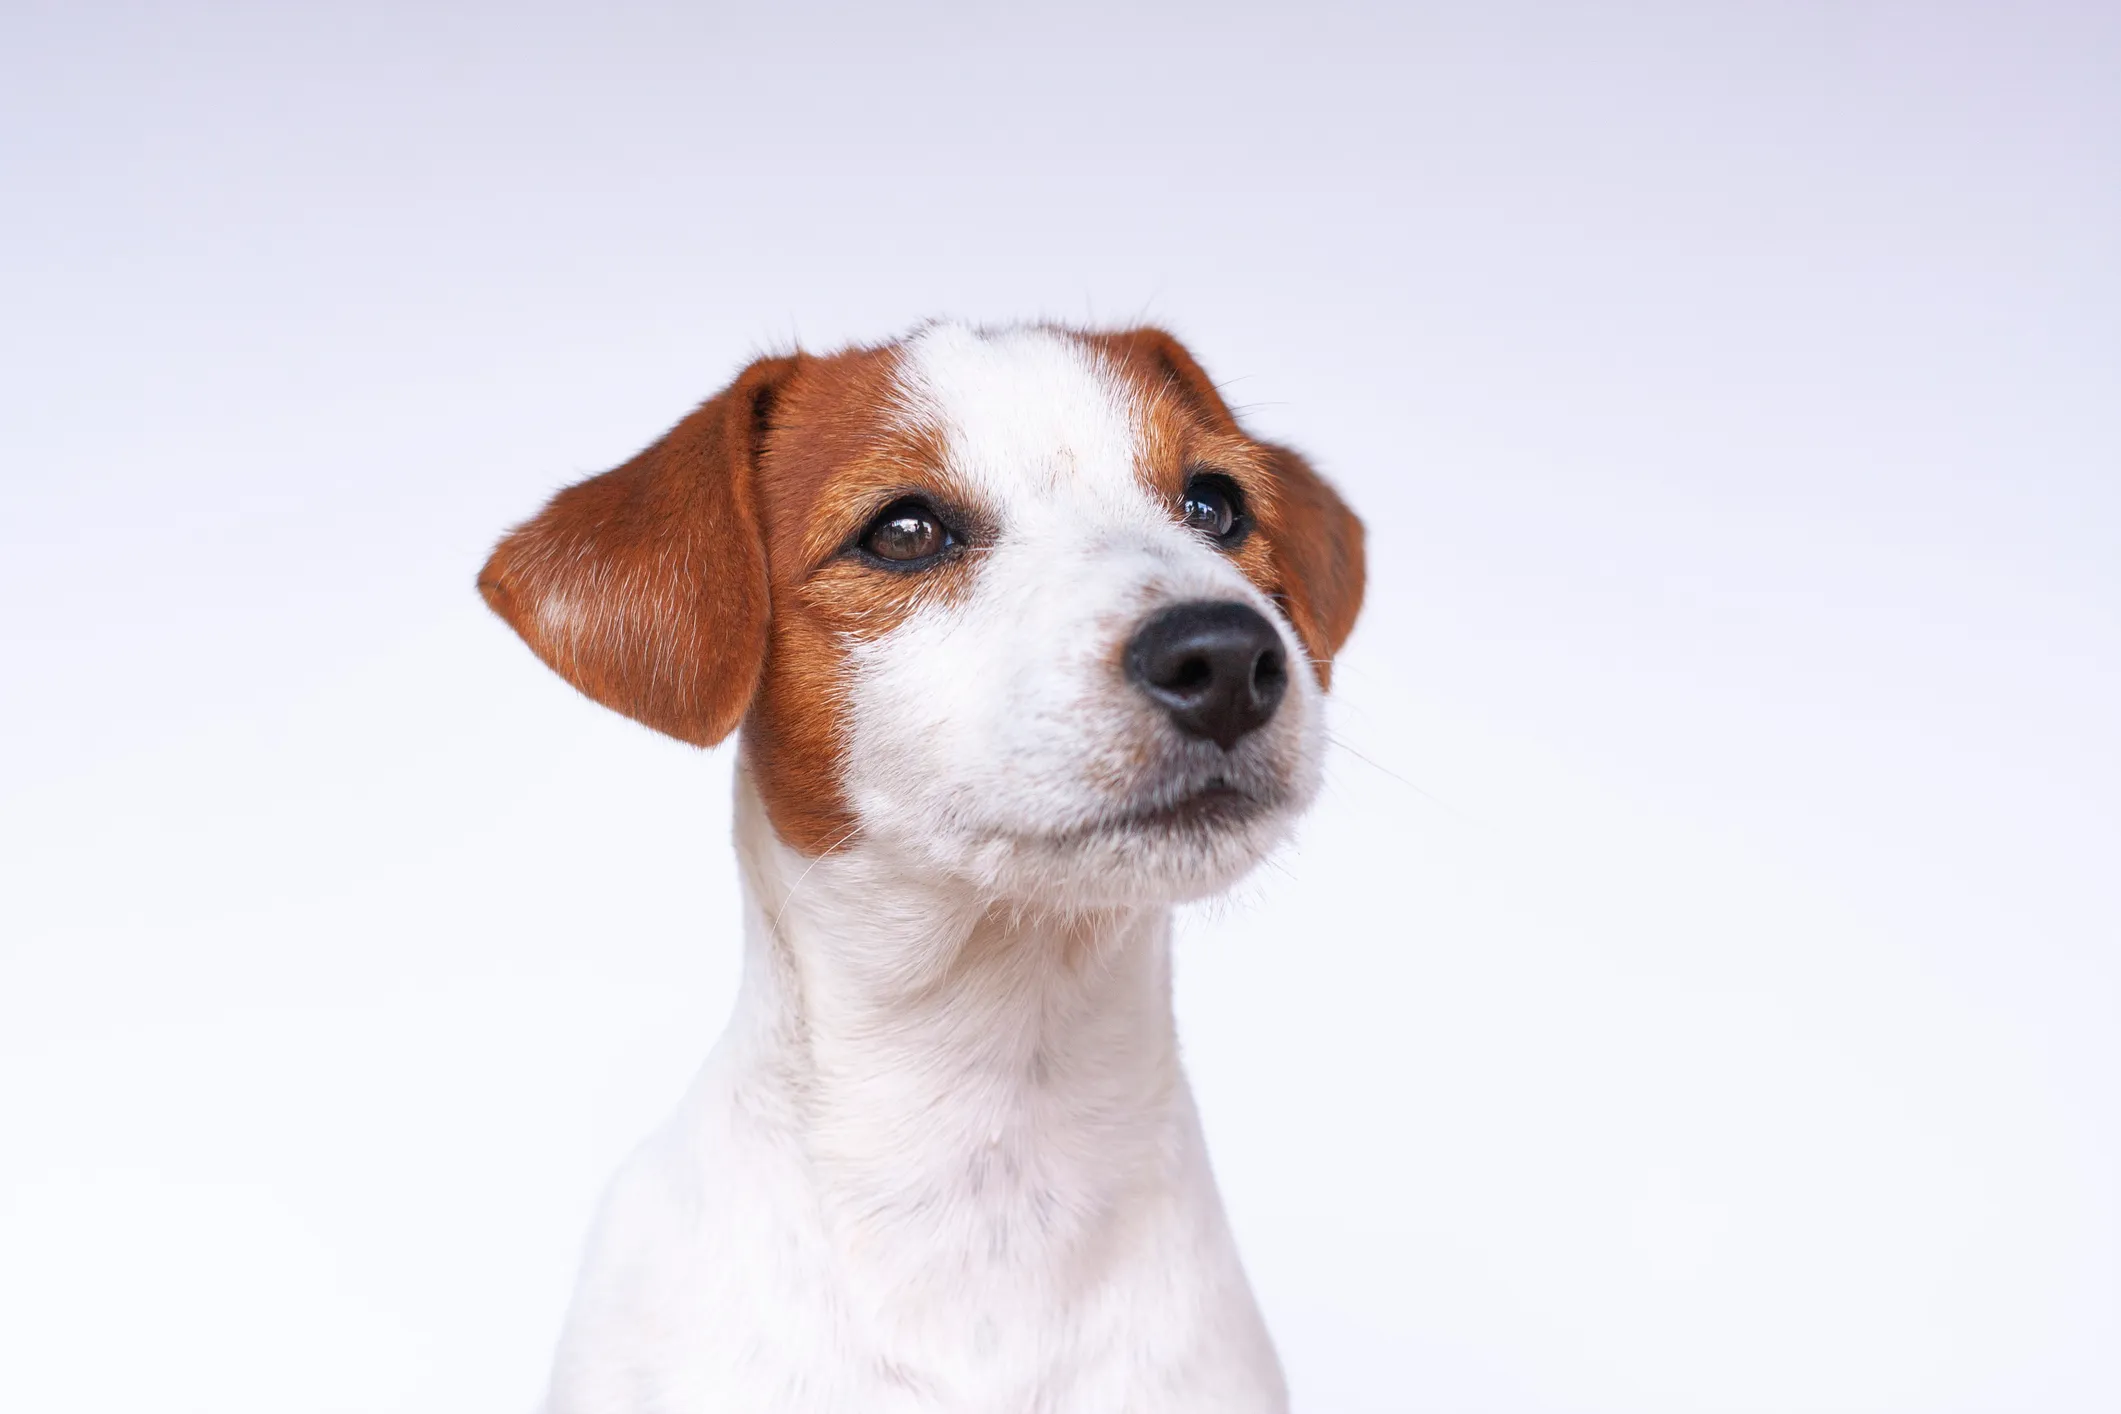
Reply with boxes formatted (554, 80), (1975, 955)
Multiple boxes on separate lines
(1098, 778), (1276, 837)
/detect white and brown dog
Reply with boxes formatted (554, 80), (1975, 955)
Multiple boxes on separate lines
(481, 322), (1364, 1412)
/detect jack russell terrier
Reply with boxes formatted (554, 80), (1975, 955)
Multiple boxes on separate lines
(480, 321), (1365, 1412)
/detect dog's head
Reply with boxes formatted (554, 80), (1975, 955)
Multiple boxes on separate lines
(481, 323), (1363, 905)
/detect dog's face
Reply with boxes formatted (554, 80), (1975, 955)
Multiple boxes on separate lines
(481, 323), (1363, 906)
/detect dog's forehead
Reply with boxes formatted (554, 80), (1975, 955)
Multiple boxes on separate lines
(893, 324), (1151, 518)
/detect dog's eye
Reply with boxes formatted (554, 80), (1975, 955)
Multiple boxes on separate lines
(860, 499), (954, 565)
(1181, 474), (1249, 546)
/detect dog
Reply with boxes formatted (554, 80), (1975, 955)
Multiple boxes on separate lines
(480, 321), (1364, 1412)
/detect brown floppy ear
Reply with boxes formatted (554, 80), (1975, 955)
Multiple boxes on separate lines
(478, 355), (796, 746)
(1257, 441), (1366, 687)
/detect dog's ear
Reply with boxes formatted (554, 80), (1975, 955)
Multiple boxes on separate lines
(1255, 440), (1365, 686)
(478, 355), (796, 747)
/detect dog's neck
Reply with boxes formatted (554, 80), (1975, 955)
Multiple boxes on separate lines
(720, 767), (1197, 1300)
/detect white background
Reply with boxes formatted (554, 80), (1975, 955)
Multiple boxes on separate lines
(3, 3), (2116, 1410)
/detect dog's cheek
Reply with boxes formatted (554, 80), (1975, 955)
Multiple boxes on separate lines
(745, 547), (995, 856)
(742, 609), (859, 857)
(838, 595), (1033, 842)
(835, 560), (1129, 846)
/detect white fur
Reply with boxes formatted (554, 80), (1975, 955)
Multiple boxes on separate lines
(544, 326), (1320, 1412)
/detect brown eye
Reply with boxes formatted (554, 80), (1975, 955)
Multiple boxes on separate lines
(1181, 473), (1249, 546)
(859, 499), (954, 565)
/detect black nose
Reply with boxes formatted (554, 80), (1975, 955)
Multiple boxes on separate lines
(1126, 601), (1289, 750)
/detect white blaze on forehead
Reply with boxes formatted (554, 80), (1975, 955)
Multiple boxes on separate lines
(894, 324), (1150, 522)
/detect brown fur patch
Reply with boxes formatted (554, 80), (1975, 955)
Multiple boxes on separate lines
(744, 345), (986, 853)
(1082, 328), (1367, 684)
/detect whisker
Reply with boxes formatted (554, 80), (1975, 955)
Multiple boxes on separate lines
(1324, 731), (1468, 819)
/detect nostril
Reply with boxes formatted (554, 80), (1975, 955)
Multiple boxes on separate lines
(1252, 648), (1287, 696)
(1170, 655), (1212, 692)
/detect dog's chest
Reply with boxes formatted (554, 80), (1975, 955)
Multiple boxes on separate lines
(550, 1055), (1281, 1413)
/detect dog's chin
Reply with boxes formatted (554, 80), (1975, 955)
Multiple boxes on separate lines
(906, 776), (1308, 908)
